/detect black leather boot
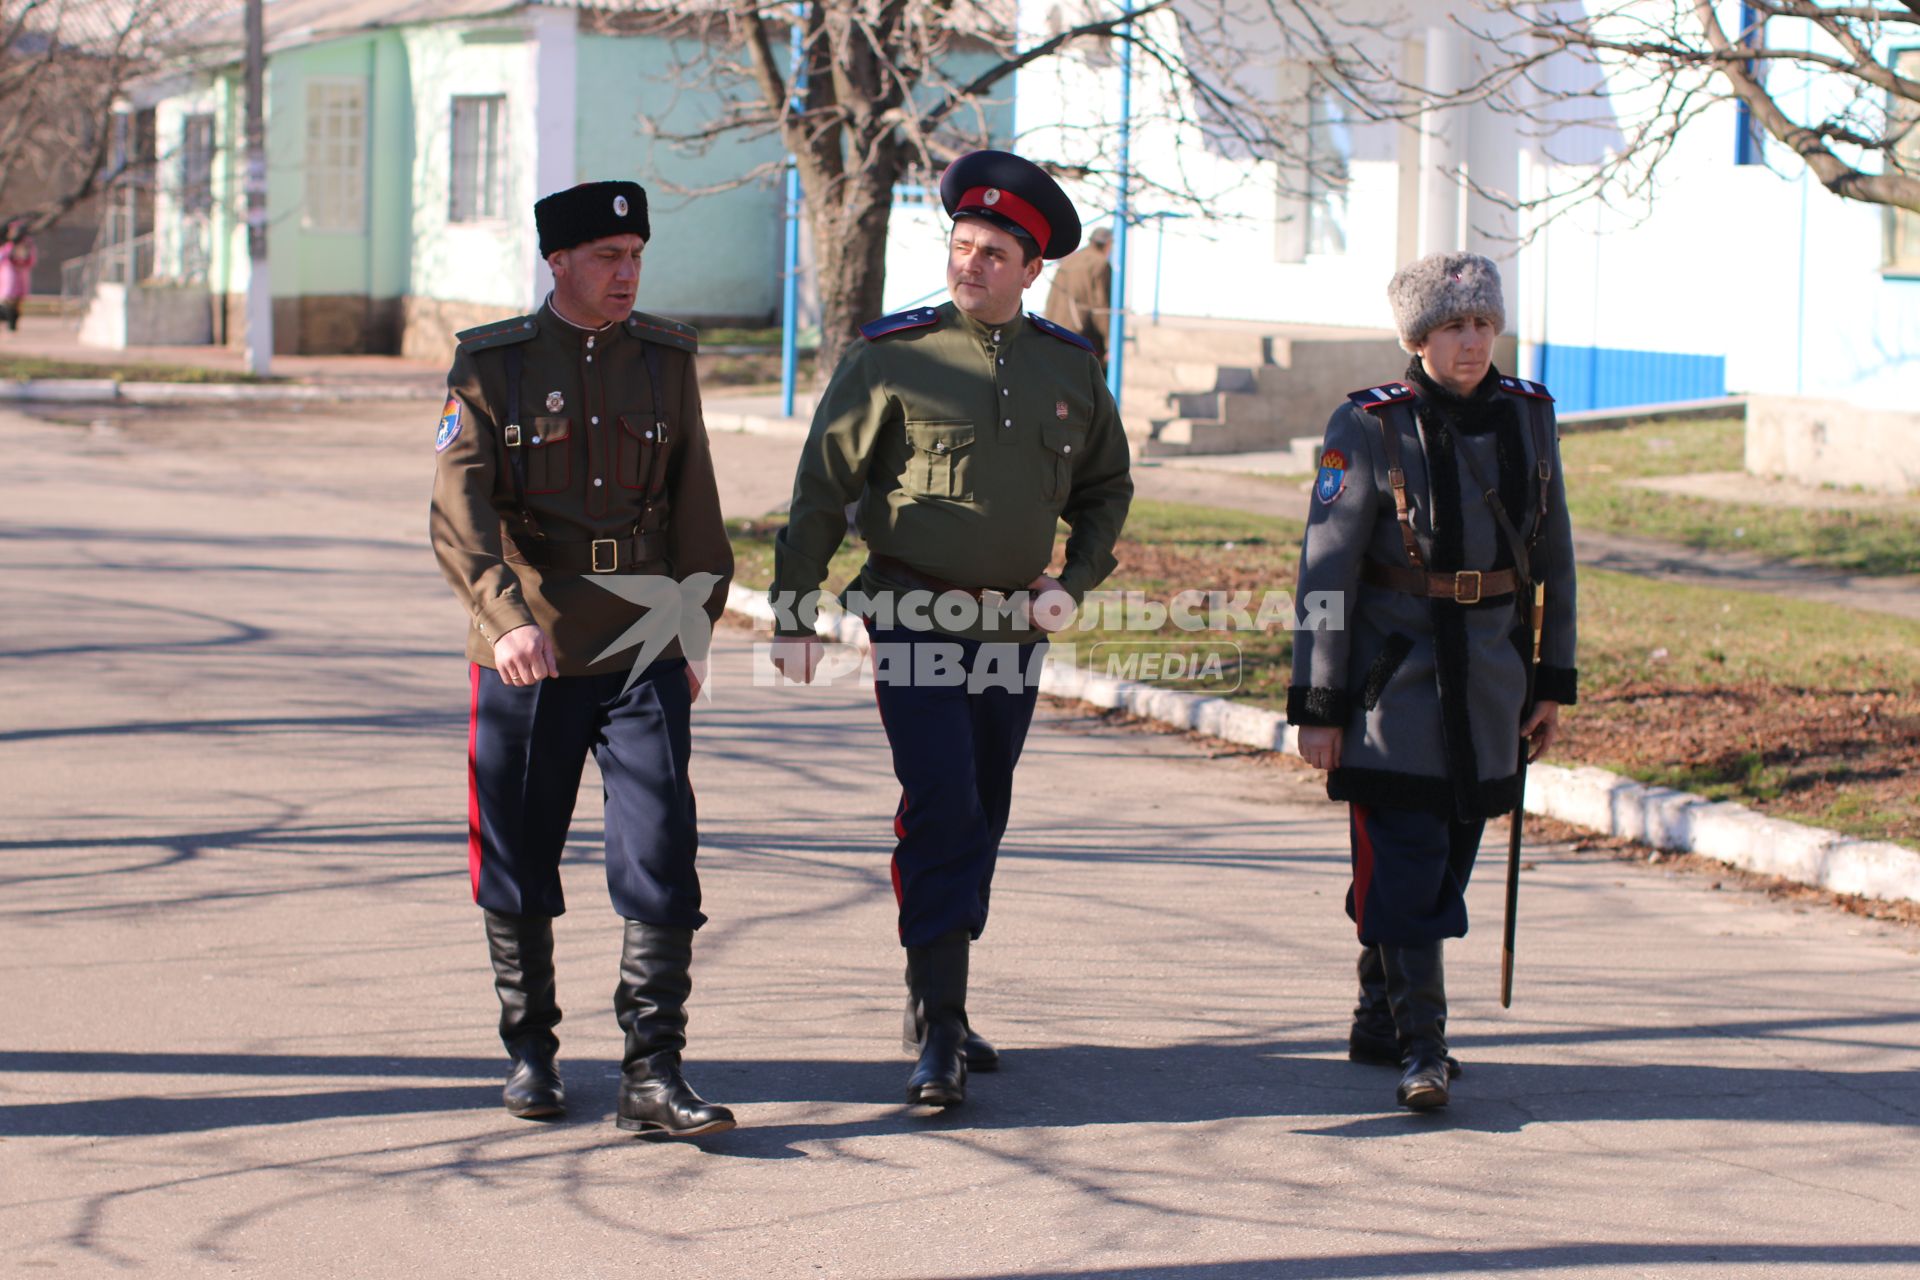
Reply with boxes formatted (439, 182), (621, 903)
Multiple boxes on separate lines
(614, 921), (735, 1138)
(483, 910), (565, 1119)
(1380, 943), (1451, 1110)
(1348, 946), (1400, 1066)
(902, 961), (999, 1071)
(1350, 946), (1462, 1079)
(904, 930), (970, 1107)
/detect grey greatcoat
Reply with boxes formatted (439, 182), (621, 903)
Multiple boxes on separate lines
(1287, 367), (1579, 821)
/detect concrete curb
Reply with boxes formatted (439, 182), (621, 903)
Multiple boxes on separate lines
(0, 379), (442, 406)
(723, 583), (1920, 906)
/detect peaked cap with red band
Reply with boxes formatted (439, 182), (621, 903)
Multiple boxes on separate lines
(939, 150), (1082, 259)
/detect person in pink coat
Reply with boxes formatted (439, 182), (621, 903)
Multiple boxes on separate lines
(0, 220), (38, 331)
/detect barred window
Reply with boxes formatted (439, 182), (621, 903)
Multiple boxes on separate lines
(450, 96), (508, 223)
(305, 80), (367, 233)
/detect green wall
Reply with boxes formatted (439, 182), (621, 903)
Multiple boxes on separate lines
(574, 33), (785, 320)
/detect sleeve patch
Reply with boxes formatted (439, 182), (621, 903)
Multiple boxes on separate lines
(435, 396), (462, 453)
(1315, 448), (1347, 503)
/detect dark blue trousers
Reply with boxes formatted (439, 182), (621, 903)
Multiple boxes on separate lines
(466, 658), (704, 929)
(868, 626), (1042, 948)
(1347, 804), (1486, 946)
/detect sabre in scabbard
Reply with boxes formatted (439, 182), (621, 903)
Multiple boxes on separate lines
(1501, 580), (1546, 1009)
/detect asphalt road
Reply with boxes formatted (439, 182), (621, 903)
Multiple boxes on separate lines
(3, 402), (1918, 1278)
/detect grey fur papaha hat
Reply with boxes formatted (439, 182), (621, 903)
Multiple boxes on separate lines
(1388, 252), (1505, 353)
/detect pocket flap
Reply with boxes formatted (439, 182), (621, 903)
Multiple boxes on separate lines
(620, 413), (668, 443)
(906, 420), (975, 455)
(530, 415), (570, 446)
(1040, 420), (1080, 456)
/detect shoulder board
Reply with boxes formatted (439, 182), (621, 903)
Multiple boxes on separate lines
(1498, 375), (1554, 401)
(1345, 381), (1415, 411)
(859, 307), (940, 342)
(1028, 312), (1095, 353)
(625, 310), (698, 353)
(456, 313), (539, 352)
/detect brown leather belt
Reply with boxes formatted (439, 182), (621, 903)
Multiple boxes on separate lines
(868, 552), (1014, 605)
(1361, 559), (1518, 604)
(504, 530), (660, 575)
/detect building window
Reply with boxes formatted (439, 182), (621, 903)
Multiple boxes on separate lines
(305, 79), (367, 233)
(450, 95), (508, 223)
(180, 114), (215, 217)
(1275, 73), (1351, 262)
(1305, 86), (1351, 256)
(1734, 3), (1766, 166)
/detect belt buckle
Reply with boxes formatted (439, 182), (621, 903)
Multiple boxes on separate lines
(591, 538), (618, 574)
(980, 588), (1008, 614)
(1453, 570), (1482, 605)
(503, 423), (523, 448)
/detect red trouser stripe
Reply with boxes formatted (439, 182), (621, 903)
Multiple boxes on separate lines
(871, 666), (909, 933)
(1350, 803), (1375, 936)
(467, 663), (483, 901)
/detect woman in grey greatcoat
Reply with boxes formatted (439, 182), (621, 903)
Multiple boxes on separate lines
(1287, 252), (1578, 1111)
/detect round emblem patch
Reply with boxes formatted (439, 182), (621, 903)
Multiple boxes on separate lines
(983, 188), (1001, 205)
(1315, 448), (1347, 504)
(614, 194), (630, 217)
(434, 396), (462, 453)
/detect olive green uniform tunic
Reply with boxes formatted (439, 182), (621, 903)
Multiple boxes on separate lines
(771, 301), (1133, 641)
(430, 301), (733, 674)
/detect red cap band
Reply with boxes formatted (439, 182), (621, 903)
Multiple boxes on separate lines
(957, 185), (1050, 251)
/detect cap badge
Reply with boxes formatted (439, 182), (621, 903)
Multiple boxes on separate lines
(614, 194), (630, 217)
(1055, 400), (1069, 420)
(983, 188), (1001, 205)
(546, 391), (565, 413)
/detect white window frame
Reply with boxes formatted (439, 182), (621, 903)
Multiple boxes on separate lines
(449, 94), (509, 224)
(304, 77), (368, 234)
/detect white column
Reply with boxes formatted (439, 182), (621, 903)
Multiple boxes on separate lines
(526, 7), (578, 306)
(1417, 23), (1468, 257)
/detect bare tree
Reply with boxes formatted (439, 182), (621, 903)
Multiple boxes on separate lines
(0, 0), (213, 232)
(1318, 1), (1920, 227)
(613, 0), (1372, 375)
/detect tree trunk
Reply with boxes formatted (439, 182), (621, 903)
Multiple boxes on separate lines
(803, 147), (903, 381)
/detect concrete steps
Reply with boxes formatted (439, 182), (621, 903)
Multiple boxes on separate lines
(1122, 322), (1517, 458)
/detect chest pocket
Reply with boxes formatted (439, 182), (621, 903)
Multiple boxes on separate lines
(1040, 420), (1082, 502)
(525, 416), (572, 494)
(904, 420), (976, 500)
(618, 413), (669, 493)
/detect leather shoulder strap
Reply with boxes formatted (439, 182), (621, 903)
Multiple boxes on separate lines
(1371, 402), (1424, 570)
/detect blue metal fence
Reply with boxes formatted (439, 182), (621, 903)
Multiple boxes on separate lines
(1533, 344), (1727, 413)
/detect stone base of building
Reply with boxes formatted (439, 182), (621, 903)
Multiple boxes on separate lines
(217, 294), (404, 356)
(1746, 396), (1920, 496)
(400, 297), (523, 362)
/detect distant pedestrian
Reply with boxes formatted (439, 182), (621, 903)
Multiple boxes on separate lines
(1287, 252), (1578, 1111)
(0, 220), (38, 332)
(1043, 225), (1112, 365)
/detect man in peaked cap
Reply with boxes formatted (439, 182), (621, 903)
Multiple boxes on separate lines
(767, 150), (1133, 1109)
(430, 179), (737, 1138)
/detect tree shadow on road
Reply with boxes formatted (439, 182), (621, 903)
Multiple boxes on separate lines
(8, 1007), (1920, 1145)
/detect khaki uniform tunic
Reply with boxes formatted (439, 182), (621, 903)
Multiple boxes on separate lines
(1043, 246), (1112, 358)
(772, 301), (1133, 642)
(430, 301), (733, 675)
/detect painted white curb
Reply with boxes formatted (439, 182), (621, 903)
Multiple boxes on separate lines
(723, 583), (1920, 905)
